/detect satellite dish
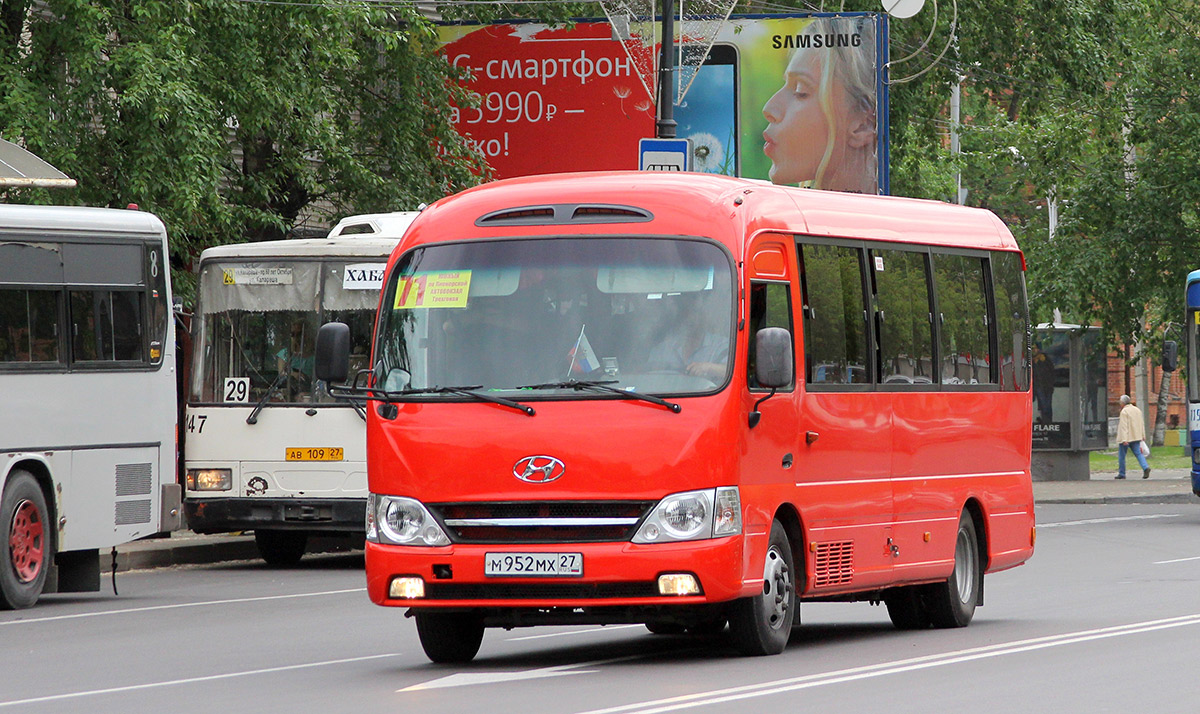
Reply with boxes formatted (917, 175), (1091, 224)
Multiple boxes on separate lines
(881, 0), (925, 18)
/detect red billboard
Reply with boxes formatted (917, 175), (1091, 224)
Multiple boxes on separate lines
(440, 22), (656, 179)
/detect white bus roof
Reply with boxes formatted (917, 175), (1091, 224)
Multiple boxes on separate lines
(197, 211), (419, 263)
(0, 203), (166, 237)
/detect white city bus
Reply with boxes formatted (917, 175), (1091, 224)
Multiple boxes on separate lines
(0, 204), (181, 609)
(183, 212), (417, 564)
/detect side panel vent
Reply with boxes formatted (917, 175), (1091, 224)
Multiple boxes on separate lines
(115, 463), (153, 496)
(116, 500), (152, 525)
(812, 540), (854, 587)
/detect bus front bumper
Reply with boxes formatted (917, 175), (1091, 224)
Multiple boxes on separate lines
(185, 497), (366, 535)
(364, 535), (750, 617)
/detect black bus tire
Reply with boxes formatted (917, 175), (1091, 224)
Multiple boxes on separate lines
(1, 471), (52, 610)
(729, 520), (796, 656)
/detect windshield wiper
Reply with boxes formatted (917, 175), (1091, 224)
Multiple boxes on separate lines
(385, 385), (535, 416)
(519, 379), (681, 414)
(246, 370), (288, 425)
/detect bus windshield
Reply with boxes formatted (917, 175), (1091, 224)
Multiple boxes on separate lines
(375, 237), (734, 397)
(191, 259), (383, 404)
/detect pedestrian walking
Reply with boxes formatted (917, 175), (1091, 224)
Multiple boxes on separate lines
(1115, 394), (1150, 479)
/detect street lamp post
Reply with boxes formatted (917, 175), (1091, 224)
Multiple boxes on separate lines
(656, 0), (676, 139)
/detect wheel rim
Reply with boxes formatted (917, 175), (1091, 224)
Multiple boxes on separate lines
(761, 544), (792, 630)
(9, 499), (45, 583)
(954, 526), (977, 604)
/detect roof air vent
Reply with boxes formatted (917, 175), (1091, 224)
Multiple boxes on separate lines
(475, 203), (653, 227)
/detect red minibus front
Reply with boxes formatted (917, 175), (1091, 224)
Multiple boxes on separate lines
(316, 171), (1035, 663)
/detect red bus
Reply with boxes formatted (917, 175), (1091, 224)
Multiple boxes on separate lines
(315, 172), (1035, 663)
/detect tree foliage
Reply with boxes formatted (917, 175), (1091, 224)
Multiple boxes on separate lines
(4, 0), (1198, 354)
(0, 0), (488, 295)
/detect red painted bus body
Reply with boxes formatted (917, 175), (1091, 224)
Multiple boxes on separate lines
(347, 172), (1034, 661)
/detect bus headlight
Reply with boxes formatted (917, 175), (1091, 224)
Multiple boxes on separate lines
(186, 469), (232, 491)
(368, 494), (450, 547)
(632, 488), (741, 543)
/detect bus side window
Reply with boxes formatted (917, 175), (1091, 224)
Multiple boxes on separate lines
(748, 282), (795, 390)
(0, 288), (60, 364)
(870, 248), (935, 385)
(70, 290), (145, 363)
(798, 242), (869, 386)
(991, 251), (1030, 391)
(931, 253), (993, 385)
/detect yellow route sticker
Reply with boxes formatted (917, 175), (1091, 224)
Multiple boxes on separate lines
(394, 271), (472, 309)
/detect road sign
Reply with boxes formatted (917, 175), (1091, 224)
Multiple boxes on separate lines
(639, 138), (690, 171)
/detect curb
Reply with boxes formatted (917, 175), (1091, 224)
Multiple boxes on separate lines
(1035, 493), (1198, 505)
(105, 536), (259, 573)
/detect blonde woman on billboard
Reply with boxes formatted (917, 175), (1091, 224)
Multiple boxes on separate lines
(761, 18), (877, 194)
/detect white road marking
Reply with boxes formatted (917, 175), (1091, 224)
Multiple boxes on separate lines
(507, 624), (645, 642)
(576, 614), (1200, 714)
(0, 588), (366, 627)
(399, 654), (647, 692)
(1038, 514), (1178, 529)
(0, 653), (400, 708)
(1154, 555), (1200, 565)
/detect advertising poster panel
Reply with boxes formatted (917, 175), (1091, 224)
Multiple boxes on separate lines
(438, 14), (887, 193)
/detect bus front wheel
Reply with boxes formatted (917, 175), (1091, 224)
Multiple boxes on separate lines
(415, 611), (485, 663)
(729, 520), (796, 656)
(254, 530), (307, 567)
(1, 471), (52, 610)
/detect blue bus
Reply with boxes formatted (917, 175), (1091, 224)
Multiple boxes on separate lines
(1187, 270), (1200, 496)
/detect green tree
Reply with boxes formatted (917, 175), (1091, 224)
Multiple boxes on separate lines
(0, 0), (488, 297)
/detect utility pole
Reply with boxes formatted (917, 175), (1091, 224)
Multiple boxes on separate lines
(656, 0), (677, 139)
(950, 74), (964, 204)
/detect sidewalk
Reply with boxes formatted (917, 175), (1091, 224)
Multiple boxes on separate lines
(107, 474), (1198, 574)
(1033, 468), (1196, 505)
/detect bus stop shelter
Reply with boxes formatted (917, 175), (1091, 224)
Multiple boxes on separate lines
(0, 138), (76, 189)
(1031, 323), (1108, 480)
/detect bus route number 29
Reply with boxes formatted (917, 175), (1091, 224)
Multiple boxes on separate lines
(224, 377), (250, 403)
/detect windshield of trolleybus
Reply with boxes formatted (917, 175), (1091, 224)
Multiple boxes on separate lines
(190, 259), (386, 405)
(375, 237), (735, 397)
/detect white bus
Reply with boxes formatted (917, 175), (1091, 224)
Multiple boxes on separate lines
(0, 204), (181, 609)
(183, 212), (417, 564)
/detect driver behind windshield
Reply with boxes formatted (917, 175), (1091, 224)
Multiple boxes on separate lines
(645, 288), (729, 381)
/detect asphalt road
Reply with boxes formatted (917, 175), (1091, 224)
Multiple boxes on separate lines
(2, 502), (1200, 713)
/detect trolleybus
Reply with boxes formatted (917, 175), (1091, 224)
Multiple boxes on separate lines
(315, 172), (1036, 662)
(1185, 270), (1200, 496)
(184, 212), (417, 564)
(1, 204), (180, 609)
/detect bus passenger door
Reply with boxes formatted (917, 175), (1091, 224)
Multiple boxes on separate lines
(741, 239), (801, 592)
(794, 239), (894, 593)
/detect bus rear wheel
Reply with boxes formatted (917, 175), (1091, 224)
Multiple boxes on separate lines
(1, 471), (52, 610)
(729, 520), (795, 656)
(254, 530), (307, 566)
(926, 510), (982, 629)
(415, 611), (485, 663)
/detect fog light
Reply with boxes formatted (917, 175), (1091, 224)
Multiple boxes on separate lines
(389, 576), (426, 599)
(657, 573), (700, 596)
(186, 468), (232, 491)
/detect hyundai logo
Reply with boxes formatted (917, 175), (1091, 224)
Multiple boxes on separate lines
(514, 455), (566, 484)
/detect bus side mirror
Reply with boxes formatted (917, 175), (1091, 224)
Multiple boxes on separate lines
(754, 327), (794, 389)
(1163, 340), (1178, 372)
(315, 322), (350, 383)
